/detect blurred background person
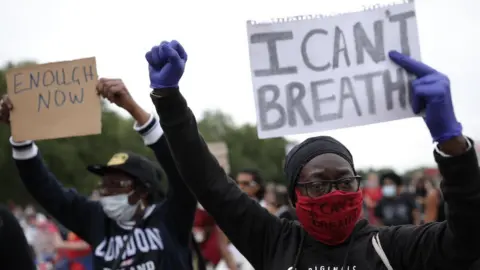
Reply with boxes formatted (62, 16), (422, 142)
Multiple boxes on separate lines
(362, 172), (382, 225)
(54, 231), (92, 270)
(236, 169), (265, 206)
(51, 191), (96, 270)
(266, 185), (297, 220)
(415, 176), (446, 223)
(374, 172), (420, 226)
(0, 204), (36, 269)
(215, 169), (267, 270)
(193, 203), (237, 270)
(263, 183), (276, 209)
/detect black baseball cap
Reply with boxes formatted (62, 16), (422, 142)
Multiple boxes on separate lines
(87, 152), (165, 198)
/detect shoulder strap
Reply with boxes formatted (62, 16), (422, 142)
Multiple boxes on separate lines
(371, 233), (393, 270)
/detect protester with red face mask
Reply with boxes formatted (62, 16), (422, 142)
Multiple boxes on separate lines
(144, 39), (480, 269)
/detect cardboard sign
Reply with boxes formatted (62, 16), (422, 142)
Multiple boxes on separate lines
(207, 142), (230, 173)
(247, 2), (420, 138)
(6, 57), (101, 141)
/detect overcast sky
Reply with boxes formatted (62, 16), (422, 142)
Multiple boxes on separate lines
(1, 0), (478, 172)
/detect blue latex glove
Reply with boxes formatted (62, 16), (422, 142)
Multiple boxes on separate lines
(389, 51), (462, 143)
(145, 40), (187, 89)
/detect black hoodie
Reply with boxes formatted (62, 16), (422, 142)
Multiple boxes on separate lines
(10, 115), (196, 270)
(0, 205), (36, 270)
(151, 89), (480, 270)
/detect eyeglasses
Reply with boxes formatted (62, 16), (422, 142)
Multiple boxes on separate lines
(296, 176), (361, 197)
(237, 180), (258, 188)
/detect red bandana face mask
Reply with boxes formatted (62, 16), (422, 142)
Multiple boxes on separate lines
(295, 189), (363, 245)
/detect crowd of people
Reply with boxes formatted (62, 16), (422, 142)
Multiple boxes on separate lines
(7, 168), (446, 270)
(8, 203), (92, 270)
(0, 40), (479, 269)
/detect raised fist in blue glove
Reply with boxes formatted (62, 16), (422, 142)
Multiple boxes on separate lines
(145, 40), (187, 89)
(389, 51), (462, 143)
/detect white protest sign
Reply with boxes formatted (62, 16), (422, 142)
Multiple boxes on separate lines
(247, 1), (420, 139)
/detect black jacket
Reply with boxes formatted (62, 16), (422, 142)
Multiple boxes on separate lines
(152, 89), (480, 270)
(11, 116), (196, 270)
(0, 205), (36, 270)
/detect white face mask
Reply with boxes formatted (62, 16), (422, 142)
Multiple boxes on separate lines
(382, 185), (396, 197)
(99, 192), (140, 222)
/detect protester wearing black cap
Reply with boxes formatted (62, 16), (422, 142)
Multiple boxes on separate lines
(0, 78), (196, 270)
(144, 40), (480, 269)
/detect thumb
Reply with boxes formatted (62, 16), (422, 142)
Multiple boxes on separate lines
(161, 44), (182, 68)
(410, 88), (424, 115)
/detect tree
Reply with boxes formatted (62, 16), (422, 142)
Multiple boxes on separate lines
(198, 110), (290, 183)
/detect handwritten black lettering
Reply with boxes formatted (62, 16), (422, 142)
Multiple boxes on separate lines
(311, 79), (338, 122)
(83, 65), (95, 82)
(54, 90), (66, 107)
(301, 29), (331, 72)
(13, 65), (93, 94)
(338, 77), (362, 118)
(354, 72), (382, 114)
(387, 9), (415, 56)
(285, 82), (312, 127)
(42, 70), (56, 87)
(333, 26), (351, 69)
(38, 91), (50, 111)
(255, 69), (410, 130)
(249, 4), (417, 134)
(251, 32), (297, 77)
(37, 88), (85, 112)
(257, 85), (286, 131)
(250, 8), (416, 73)
(353, 21), (385, 65)
(383, 68), (408, 111)
(69, 88), (85, 104)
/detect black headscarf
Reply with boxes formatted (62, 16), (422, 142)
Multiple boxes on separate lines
(284, 136), (355, 205)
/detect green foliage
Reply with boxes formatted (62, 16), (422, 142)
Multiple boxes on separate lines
(198, 110), (290, 183)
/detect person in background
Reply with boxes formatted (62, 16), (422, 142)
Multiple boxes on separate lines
(266, 185), (297, 220)
(23, 206), (39, 255)
(55, 231), (92, 270)
(262, 183), (276, 208)
(362, 173), (382, 225)
(0, 78), (197, 269)
(375, 172), (420, 226)
(236, 168), (266, 206)
(416, 176), (446, 223)
(216, 169), (268, 270)
(34, 214), (59, 265)
(0, 204), (36, 270)
(193, 204), (237, 270)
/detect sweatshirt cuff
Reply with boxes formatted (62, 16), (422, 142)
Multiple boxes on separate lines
(150, 89), (189, 126)
(434, 136), (472, 157)
(133, 113), (164, 146)
(10, 137), (38, 160)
